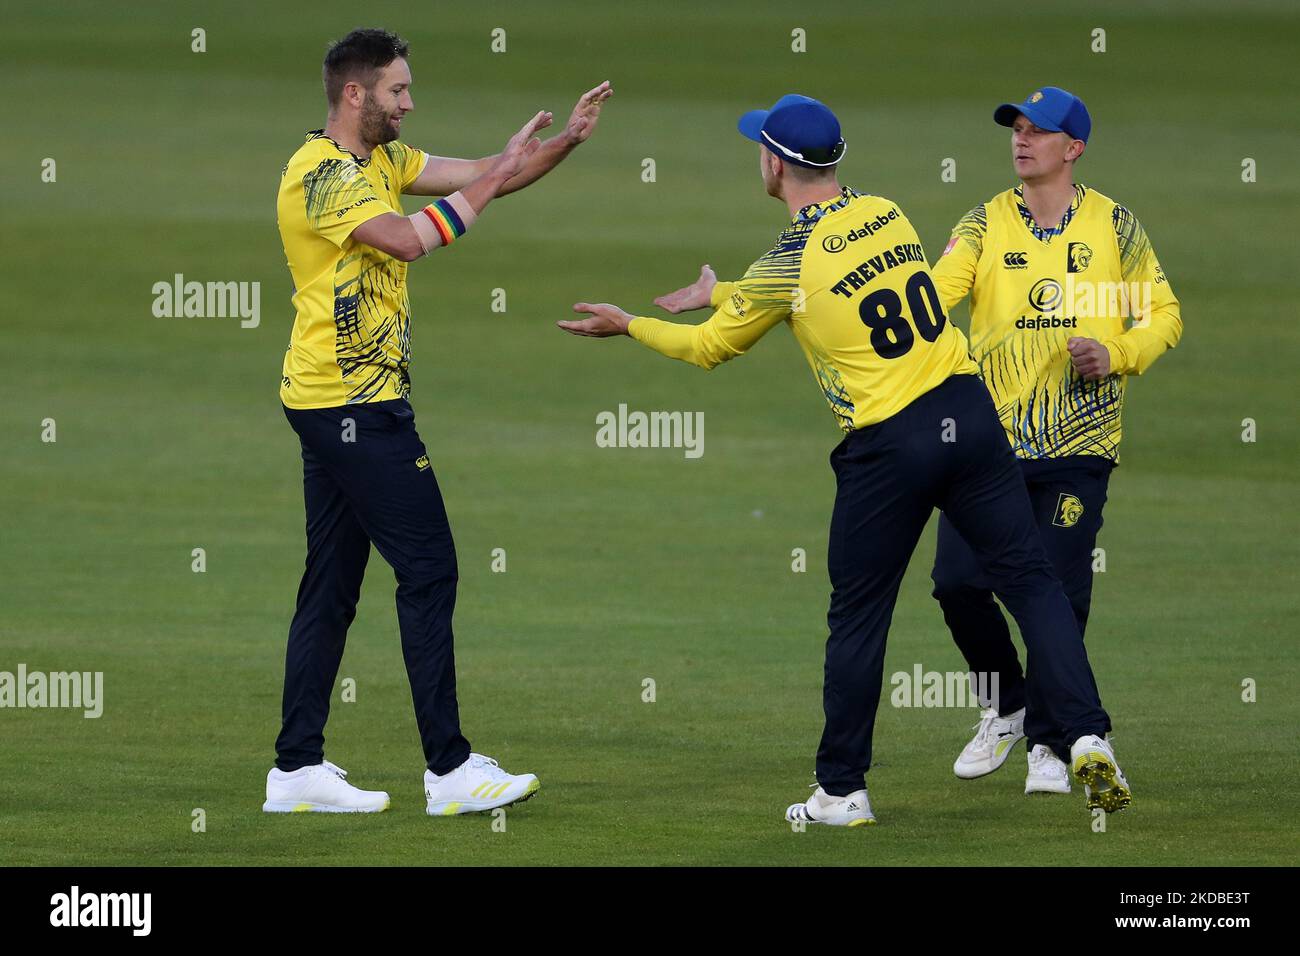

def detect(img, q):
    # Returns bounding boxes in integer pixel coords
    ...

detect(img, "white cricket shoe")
[785,786,877,827]
[1070,734,1132,813]
[954,706,1026,779]
[262,760,390,813]
[1025,744,1071,795]
[424,753,540,816]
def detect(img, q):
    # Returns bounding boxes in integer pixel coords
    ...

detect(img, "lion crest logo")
[1053,493,1085,528]
[1067,241,1093,274]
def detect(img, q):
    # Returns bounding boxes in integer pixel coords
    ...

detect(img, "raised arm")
[406,81,612,198]
[351,110,551,262]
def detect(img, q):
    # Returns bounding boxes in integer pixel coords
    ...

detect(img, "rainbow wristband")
[410,191,477,255]
[420,198,466,245]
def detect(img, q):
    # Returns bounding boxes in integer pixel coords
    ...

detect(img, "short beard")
[358,93,398,148]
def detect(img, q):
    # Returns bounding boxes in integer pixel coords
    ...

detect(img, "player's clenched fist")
[1067,336,1111,381]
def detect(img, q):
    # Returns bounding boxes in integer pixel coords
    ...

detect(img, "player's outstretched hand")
[563,81,614,146]
[494,110,554,180]
[1067,336,1111,381]
[653,264,717,314]
[558,302,634,337]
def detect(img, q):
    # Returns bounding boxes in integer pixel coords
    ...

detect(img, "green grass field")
[3,0,1297,866]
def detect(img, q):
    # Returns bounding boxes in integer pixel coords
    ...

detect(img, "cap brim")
[994,102,1063,133]
[738,109,768,142]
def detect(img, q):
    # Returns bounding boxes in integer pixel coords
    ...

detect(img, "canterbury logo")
[1053,493,1085,528]
[471,782,513,799]
[415,455,430,471]
[1003,251,1028,268]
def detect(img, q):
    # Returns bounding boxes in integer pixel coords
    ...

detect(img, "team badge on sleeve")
[729,290,749,317]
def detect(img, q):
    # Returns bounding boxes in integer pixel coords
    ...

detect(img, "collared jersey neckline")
[306,129,373,166]
[1013,183,1087,243]
[794,185,862,222]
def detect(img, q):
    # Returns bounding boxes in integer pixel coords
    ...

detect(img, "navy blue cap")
[738,94,846,168]
[994,86,1091,143]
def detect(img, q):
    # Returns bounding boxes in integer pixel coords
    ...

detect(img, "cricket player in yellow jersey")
[932,86,1181,799]
[559,94,1131,824]
[265,28,612,816]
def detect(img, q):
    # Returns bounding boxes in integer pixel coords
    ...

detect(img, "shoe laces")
[467,753,508,781]
[969,707,1001,749]
[320,760,348,780]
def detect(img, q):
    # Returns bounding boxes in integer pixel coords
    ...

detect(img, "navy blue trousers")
[816,374,1109,796]
[932,455,1114,761]
[275,398,471,775]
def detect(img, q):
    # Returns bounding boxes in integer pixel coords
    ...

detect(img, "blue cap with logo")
[994,86,1091,143]
[738,94,846,168]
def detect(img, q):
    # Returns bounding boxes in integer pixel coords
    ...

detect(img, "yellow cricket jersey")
[628,187,978,432]
[277,130,429,409]
[931,184,1182,461]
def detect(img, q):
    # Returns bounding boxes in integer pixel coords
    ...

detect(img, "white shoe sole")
[784,804,877,827]
[1024,779,1071,795]
[262,798,390,813]
[426,778,540,816]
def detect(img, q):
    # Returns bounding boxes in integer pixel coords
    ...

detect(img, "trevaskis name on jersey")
[820,207,900,253]
[828,242,928,298]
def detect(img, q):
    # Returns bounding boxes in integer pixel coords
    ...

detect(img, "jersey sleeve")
[396,143,430,192]
[628,243,797,370]
[301,158,389,248]
[1102,206,1183,375]
[930,204,985,314]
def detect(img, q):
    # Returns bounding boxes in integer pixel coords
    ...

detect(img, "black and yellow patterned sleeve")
[931,203,985,312]
[1104,205,1183,375]
[628,229,802,370]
